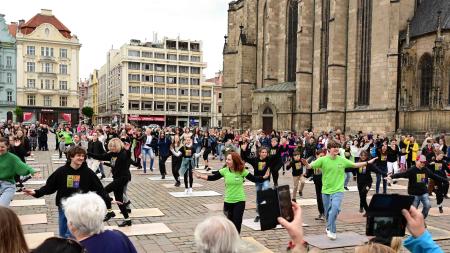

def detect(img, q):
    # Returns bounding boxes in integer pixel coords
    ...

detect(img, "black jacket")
[88,149,131,181]
[87,140,106,157]
[34,163,110,207]
[241,148,270,179]
[286,160,303,176]
[392,166,448,196]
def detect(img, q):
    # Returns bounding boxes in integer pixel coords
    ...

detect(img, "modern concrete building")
[206,71,223,127]
[223,0,450,134]
[97,37,214,127]
[0,14,16,122]
[12,9,81,125]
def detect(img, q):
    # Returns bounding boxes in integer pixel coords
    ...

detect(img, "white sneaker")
[327,230,337,240]
[188,188,193,195]
[184,189,189,195]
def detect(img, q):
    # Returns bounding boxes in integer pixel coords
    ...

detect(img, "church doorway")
[7,111,13,121]
[262,107,273,133]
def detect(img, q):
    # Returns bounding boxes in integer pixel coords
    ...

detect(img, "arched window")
[319,0,330,109]
[286,0,298,82]
[263,107,273,115]
[357,0,373,106]
[419,54,433,107]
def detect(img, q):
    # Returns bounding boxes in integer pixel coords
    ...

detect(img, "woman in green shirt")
[194,152,269,233]
[0,137,36,207]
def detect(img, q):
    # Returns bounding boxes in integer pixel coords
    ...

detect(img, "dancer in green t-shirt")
[302,140,377,240]
[194,152,269,233]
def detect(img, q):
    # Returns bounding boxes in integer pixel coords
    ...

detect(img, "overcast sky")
[2,0,229,79]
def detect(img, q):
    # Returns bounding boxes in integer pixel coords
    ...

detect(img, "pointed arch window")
[419,54,433,107]
[287,0,298,82]
[319,0,330,109]
[357,0,372,106]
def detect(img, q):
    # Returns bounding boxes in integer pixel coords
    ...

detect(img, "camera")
[257,185,294,230]
[366,194,414,238]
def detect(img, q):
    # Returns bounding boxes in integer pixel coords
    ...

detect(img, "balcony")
[0,100,15,106]
[38,72,57,78]
[24,87,38,93]
[38,56,57,63]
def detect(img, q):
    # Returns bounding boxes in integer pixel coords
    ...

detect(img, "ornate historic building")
[223,0,450,134]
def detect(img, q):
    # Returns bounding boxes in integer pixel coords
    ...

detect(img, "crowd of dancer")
[0,119,448,252]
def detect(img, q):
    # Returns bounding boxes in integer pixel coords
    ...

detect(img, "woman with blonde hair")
[88,138,133,227]
[0,206,29,253]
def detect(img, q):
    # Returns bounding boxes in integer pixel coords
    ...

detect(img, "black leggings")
[184,166,193,188]
[105,178,130,219]
[224,201,245,233]
[313,175,324,215]
[358,182,371,212]
[203,147,212,161]
[172,156,181,182]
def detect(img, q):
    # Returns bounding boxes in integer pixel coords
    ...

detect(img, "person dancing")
[194,152,269,233]
[170,137,202,195]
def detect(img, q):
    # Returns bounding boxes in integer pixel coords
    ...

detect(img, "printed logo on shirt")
[416,173,427,183]
[381,155,387,161]
[67,175,80,189]
[110,157,117,167]
[270,149,276,155]
[359,166,367,174]
[185,149,192,157]
[258,162,266,171]
[435,163,442,171]
[295,163,301,170]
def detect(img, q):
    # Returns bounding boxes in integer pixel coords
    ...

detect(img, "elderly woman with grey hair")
[63,192,137,253]
[194,216,241,253]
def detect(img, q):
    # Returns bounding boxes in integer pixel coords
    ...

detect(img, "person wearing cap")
[387,154,448,219]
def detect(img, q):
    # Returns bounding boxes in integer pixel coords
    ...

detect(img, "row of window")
[128,101,210,112]
[129,74,200,85]
[0,72,13,84]
[3,91,13,102]
[128,86,211,96]
[27,79,68,90]
[0,55,13,68]
[128,62,201,74]
[26,62,68,74]
[27,95,68,107]
[26,46,68,58]
[128,50,201,62]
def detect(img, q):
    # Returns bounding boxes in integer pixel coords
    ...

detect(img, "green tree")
[14,106,23,122]
[82,106,94,119]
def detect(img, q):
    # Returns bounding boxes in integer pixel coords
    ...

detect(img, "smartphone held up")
[257,185,294,230]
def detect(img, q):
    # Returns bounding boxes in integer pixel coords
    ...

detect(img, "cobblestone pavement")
[15,138,450,252]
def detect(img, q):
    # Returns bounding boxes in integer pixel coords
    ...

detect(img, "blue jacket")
[404,230,443,253]
[157,137,172,157]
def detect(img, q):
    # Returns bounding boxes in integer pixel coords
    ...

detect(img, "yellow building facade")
[14,9,80,125]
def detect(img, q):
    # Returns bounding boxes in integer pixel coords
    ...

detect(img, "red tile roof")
[20,13,72,38]
[8,23,18,37]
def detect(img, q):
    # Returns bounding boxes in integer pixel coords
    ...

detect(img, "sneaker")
[393,180,398,184]
[344,186,349,191]
[161,174,165,179]
[184,189,189,195]
[103,211,116,222]
[118,219,132,227]
[327,231,337,240]
[439,206,444,213]
[359,207,364,213]
[175,181,181,187]
[254,216,260,222]
[204,165,208,170]
[188,188,193,195]
[206,167,211,171]
[315,214,324,220]
[299,192,303,197]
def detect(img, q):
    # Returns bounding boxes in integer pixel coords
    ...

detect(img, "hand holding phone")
[402,206,426,238]
[278,202,304,247]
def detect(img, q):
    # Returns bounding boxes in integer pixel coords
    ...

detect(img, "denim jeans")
[0,180,16,207]
[58,207,72,238]
[375,165,388,194]
[217,144,224,161]
[413,193,431,218]
[255,180,270,214]
[141,147,154,173]
[322,192,344,233]
[344,172,352,187]
[194,145,202,168]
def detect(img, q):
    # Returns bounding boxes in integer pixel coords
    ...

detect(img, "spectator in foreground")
[32,237,85,253]
[0,206,29,253]
[63,192,137,253]
[194,215,241,253]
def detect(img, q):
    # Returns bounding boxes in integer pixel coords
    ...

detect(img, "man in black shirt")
[23,146,115,238]
[387,155,448,219]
